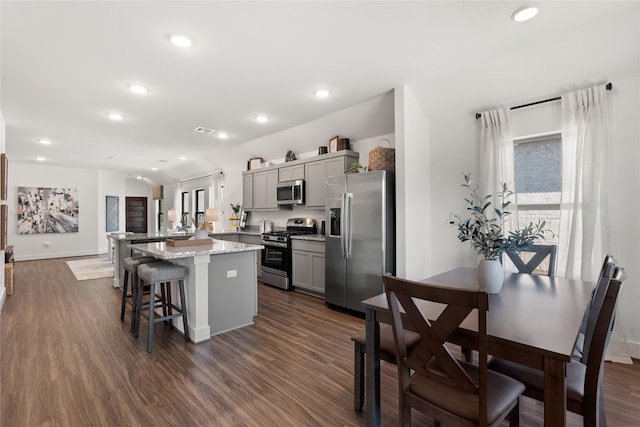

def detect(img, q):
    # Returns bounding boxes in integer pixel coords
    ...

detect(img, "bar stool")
[120,256,158,331]
[135,262,189,352]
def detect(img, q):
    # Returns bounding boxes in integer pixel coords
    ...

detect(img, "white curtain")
[558,84,612,280]
[479,108,517,233]
[211,171,225,230]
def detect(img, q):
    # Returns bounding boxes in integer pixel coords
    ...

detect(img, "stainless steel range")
[261,218,316,290]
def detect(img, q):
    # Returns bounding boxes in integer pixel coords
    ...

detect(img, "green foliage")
[230,203,241,214]
[448,173,551,260]
[350,162,363,169]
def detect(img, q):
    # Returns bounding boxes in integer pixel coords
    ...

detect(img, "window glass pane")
[514,136,561,195]
[513,135,561,245]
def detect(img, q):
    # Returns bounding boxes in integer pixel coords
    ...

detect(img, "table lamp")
[167,208,177,231]
[206,208,218,232]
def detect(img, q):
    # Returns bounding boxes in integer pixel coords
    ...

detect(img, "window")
[181,191,189,227]
[156,199,164,231]
[195,189,205,228]
[513,133,561,271]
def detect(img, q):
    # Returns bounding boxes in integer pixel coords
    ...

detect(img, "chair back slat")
[582,267,626,422]
[383,273,489,398]
[505,244,557,276]
[581,257,617,364]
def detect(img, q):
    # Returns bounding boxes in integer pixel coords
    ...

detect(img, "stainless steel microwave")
[276,180,305,206]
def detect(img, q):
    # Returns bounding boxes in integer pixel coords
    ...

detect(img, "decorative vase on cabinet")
[477,259,504,294]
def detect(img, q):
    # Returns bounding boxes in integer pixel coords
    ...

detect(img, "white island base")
[128,240,261,343]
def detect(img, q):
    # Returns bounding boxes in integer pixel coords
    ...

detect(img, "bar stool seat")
[120,256,158,331]
[135,262,189,352]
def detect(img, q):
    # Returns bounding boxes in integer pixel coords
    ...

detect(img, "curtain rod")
[475,82,613,120]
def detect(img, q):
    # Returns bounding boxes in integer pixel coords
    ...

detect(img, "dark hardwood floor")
[2,256,639,426]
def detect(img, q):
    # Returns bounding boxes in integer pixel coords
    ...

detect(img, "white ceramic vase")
[477,259,504,294]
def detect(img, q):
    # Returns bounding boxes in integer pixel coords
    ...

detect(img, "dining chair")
[489,266,626,427]
[504,244,557,276]
[574,255,617,361]
[383,273,525,427]
[351,324,421,411]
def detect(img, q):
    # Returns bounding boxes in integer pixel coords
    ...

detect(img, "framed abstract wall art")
[17,187,79,234]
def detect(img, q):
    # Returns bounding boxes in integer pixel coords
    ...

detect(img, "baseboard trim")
[16,250,102,262]
[627,340,640,360]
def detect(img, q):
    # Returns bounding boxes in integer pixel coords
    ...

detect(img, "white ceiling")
[2,1,638,178]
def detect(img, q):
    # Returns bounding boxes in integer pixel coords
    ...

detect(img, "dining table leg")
[365,307,381,427]
[544,357,567,426]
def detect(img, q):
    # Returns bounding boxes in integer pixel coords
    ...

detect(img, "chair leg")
[130,273,138,333]
[120,269,130,322]
[461,346,473,363]
[178,279,189,342]
[508,399,520,427]
[147,282,156,353]
[134,277,144,338]
[160,281,169,324]
[354,341,365,411]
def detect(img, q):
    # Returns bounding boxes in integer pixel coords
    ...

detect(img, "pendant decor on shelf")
[477,259,504,294]
[285,150,297,162]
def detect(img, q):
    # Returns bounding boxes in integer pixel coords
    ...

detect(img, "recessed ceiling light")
[36,157,46,161]
[129,84,148,94]
[107,112,123,121]
[136,176,143,180]
[511,6,538,22]
[255,115,269,123]
[217,132,229,139]
[38,138,51,145]
[179,156,187,160]
[315,89,330,98]
[170,34,192,48]
[151,167,158,171]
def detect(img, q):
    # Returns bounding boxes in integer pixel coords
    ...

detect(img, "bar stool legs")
[135,262,189,353]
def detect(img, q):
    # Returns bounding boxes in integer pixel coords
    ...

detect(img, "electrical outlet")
[227,270,237,278]
[44,242,51,248]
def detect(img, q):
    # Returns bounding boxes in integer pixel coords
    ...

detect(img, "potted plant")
[229,203,241,230]
[448,173,551,293]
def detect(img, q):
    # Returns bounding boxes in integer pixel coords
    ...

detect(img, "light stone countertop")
[127,239,263,260]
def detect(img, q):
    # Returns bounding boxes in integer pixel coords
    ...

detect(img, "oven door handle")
[262,241,288,249]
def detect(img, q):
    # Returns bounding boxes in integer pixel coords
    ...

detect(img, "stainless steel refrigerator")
[325,171,395,312]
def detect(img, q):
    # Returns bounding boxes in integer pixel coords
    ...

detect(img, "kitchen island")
[109,231,195,289]
[127,239,263,343]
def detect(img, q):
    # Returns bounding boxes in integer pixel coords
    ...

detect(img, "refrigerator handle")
[340,192,346,259]
[345,192,353,259]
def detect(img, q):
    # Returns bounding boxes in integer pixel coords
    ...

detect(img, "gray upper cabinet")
[305,154,359,208]
[242,150,359,211]
[252,169,278,209]
[279,164,304,182]
[242,174,254,210]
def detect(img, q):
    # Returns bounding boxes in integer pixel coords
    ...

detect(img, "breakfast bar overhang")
[127,239,263,343]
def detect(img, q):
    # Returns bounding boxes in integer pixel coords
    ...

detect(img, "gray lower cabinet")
[238,234,263,279]
[212,233,240,242]
[291,239,325,296]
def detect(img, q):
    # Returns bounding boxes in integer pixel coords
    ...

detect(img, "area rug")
[66,258,114,281]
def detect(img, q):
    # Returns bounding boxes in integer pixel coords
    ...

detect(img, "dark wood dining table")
[361,267,594,427]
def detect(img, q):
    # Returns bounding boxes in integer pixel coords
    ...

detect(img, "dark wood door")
[125,197,147,233]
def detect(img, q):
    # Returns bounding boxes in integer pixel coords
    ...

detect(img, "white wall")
[97,170,126,252]
[10,164,137,260]
[403,68,640,358]
[0,112,6,309]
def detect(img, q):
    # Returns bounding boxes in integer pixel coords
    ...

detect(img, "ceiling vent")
[194,127,215,134]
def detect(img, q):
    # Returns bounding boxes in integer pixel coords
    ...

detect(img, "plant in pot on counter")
[229,203,241,220]
[448,173,551,293]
